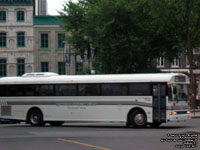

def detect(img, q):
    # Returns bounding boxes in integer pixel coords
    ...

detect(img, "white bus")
[0,72,191,127]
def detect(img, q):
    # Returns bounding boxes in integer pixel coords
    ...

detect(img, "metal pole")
[63,41,65,75]
[69,44,71,75]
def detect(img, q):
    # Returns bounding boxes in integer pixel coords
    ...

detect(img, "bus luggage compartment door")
[153,84,166,123]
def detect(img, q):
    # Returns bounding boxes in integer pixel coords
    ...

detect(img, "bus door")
[152,84,166,123]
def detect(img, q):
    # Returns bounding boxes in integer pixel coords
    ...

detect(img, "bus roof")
[0,73,189,85]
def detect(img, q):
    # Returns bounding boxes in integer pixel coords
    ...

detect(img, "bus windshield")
[171,84,189,102]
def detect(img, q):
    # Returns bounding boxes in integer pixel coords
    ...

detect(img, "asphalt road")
[0,119,200,150]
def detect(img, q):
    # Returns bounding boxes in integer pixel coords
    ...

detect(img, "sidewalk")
[191,109,200,118]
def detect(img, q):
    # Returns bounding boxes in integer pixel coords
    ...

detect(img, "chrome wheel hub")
[134,114,145,125]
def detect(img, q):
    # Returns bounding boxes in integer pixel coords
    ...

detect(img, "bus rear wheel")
[28,110,44,126]
[129,110,147,128]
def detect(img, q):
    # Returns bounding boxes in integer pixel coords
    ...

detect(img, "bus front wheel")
[129,110,147,128]
[28,109,44,126]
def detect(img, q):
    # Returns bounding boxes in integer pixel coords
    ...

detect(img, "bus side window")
[7,85,17,96]
[25,85,35,96]
[0,85,6,96]
[101,83,128,96]
[35,85,54,96]
[129,83,151,96]
[78,84,100,96]
[16,85,24,96]
[55,84,77,96]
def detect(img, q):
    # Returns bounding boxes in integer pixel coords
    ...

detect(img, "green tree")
[60,0,165,74]
[148,0,200,109]
[59,1,89,56]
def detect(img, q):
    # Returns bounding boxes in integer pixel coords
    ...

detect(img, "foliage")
[59,1,89,55]
[60,0,200,76]
[148,0,200,59]
[76,63,91,75]
[59,0,166,74]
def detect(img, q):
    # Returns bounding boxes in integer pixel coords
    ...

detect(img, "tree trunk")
[189,68,196,109]
[188,46,196,109]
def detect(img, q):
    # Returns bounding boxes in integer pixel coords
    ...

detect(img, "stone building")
[0,0,75,77]
[33,16,75,75]
[0,0,34,77]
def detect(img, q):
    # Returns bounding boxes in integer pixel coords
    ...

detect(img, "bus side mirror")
[173,87,177,95]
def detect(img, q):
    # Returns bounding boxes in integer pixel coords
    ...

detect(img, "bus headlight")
[169,112,177,115]
[187,111,191,114]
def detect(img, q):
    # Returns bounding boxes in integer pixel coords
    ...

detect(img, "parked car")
[0,118,18,124]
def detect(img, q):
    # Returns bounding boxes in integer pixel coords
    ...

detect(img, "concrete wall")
[34,25,75,74]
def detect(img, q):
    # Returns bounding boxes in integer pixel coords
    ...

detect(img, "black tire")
[28,110,44,126]
[49,121,64,126]
[129,110,147,128]
[126,122,132,127]
[149,122,162,128]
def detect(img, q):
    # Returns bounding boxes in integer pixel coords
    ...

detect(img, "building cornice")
[0,0,33,6]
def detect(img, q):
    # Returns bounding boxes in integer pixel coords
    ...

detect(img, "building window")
[0,59,6,77]
[17,11,24,22]
[57,33,65,49]
[0,32,6,48]
[41,62,49,72]
[17,59,25,76]
[171,57,179,67]
[41,34,48,49]
[17,32,25,47]
[157,56,164,67]
[0,11,6,22]
[58,62,65,75]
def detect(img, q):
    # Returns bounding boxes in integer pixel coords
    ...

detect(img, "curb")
[191,110,200,118]
[191,116,200,119]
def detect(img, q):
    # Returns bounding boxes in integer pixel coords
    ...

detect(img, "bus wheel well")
[26,107,43,123]
[127,107,147,126]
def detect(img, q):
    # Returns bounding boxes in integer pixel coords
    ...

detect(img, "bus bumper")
[168,114,191,122]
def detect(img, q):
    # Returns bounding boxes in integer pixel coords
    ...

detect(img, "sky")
[47,0,77,15]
